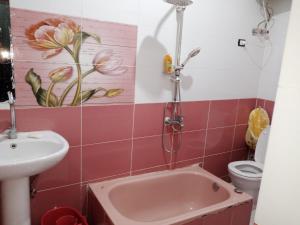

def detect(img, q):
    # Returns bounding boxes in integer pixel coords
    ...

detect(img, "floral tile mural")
[10,8,137,107]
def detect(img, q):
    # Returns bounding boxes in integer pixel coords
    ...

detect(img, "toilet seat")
[228,160,263,179]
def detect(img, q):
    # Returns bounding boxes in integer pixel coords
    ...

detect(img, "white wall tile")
[10,0,83,17]
[82,0,139,25]
[136,0,265,103]
[257,11,290,101]
[9,0,290,103]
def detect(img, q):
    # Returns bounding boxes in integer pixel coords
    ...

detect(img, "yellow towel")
[245,107,270,150]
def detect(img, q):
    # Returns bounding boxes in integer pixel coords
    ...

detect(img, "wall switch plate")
[238,39,246,47]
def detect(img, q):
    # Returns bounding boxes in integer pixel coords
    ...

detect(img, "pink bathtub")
[89,164,252,225]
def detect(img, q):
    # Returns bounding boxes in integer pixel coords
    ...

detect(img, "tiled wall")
[0,5,276,225]
[0,98,274,224]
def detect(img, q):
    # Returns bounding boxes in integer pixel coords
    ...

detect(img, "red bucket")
[41,207,88,225]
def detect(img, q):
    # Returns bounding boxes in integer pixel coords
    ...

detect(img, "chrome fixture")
[164,0,193,7]
[181,48,201,68]
[7,91,17,139]
[252,0,273,39]
[162,0,201,153]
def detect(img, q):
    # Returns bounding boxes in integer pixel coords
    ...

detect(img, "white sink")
[0,131,69,180]
[0,130,69,225]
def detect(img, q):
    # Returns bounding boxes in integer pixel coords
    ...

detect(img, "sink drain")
[10,143,17,149]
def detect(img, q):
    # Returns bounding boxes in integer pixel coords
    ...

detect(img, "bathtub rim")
[89,164,252,225]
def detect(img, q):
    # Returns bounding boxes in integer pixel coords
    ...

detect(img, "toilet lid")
[255,126,270,164]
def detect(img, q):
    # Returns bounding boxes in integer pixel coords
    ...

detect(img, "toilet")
[228,126,270,205]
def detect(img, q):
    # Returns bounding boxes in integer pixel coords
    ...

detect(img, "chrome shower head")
[188,48,201,58]
[164,0,193,7]
[181,48,201,67]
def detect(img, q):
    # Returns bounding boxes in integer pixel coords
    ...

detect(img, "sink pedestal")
[1,177,31,225]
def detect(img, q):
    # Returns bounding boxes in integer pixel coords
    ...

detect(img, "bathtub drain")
[212,182,220,192]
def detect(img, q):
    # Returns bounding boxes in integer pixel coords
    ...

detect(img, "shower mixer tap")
[164,115,184,129]
[162,0,201,154]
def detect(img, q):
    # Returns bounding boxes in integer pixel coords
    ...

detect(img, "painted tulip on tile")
[93,49,128,75]
[25,18,80,59]
[48,66,73,83]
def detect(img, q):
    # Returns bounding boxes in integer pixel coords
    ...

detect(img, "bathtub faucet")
[7,91,17,139]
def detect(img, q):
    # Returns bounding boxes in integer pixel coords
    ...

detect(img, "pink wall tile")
[233,125,248,150]
[256,98,265,108]
[132,164,170,176]
[132,135,171,170]
[173,131,206,161]
[134,103,165,138]
[11,8,137,107]
[11,8,82,64]
[181,101,209,131]
[0,110,10,132]
[16,107,81,146]
[184,217,203,225]
[36,147,81,190]
[231,149,249,162]
[265,100,275,121]
[221,175,231,183]
[81,65,136,105]
[172,158,204,170]
[82,140,131,181]
[203,153,231,177]
[236,98,256,125]
[31,185,81,225]
[205,127,234,156]
[202,208,232,225]
[82,105,133,145]
[208,100,238,128]
[231,201,253,225]
[82,17,137,48]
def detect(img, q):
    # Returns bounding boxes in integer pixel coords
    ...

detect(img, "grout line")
[82,172,130,185]
[204,150,235,158]
[202,101,212,167]
[80,124,250,149]
[81,138,133,147]
[229,99,240,162]
[38,182,82,193]
[232,147,249,152]
[173,157,204,165]
[263,99,266,108]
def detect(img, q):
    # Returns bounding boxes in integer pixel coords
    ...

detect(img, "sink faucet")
[7,91,17,139]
